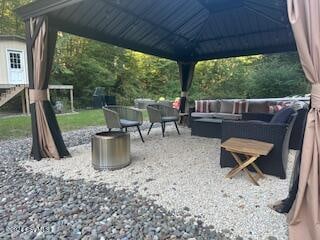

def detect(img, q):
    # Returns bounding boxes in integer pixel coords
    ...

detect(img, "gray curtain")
[26,16,70,160]
[177,61,197,113]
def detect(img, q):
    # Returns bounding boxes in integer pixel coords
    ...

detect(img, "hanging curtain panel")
[25,16,70,160]
[287,0,320,239]
[178,61,196,113]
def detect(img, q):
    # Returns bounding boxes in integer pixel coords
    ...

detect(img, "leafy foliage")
[0,0,31,35]
[246,53,309,98]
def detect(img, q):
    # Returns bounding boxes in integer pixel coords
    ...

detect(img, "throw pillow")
[269,101,292,113]
[270,107,295,124]
[195,100,210,113]
[269,104,285,113]
[290,100,308,110]
[233,100,248,114]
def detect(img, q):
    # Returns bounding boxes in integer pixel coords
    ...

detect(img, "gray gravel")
[0,123,152,162]
[24,127,291,240]
[0,125,233,239]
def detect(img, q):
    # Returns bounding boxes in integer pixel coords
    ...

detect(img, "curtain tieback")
[29,89,48,104]
[181,91,188,97]
[311,84,320,109]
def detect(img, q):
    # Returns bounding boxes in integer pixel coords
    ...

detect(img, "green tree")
[0,0,31,35]
[246,53,309,98]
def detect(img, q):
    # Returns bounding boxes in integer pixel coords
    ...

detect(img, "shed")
[0,35,74,114]
[0,35,29,85]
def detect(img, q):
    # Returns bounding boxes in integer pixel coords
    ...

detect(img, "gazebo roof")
[16,0,296,61]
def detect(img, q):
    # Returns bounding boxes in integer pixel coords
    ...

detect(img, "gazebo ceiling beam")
[194,43,296,62]
[101,0,190,43]
[244,4,287,27]
[148,8,207,48]
[184,12,212,56]
[198,27,291,43]
[245,0,285,12]
[48,16,179,61]
[16,0,84,20]
[109,1,160,42]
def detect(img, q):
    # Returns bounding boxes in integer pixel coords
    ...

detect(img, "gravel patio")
[0,124,294,239]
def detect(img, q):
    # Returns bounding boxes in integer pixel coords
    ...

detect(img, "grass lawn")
[0,109,149,141]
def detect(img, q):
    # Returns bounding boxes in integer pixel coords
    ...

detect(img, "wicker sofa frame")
[220,111,297,179]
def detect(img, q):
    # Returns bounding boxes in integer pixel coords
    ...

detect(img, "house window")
[9,52,22,69]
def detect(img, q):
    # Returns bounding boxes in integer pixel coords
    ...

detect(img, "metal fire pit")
[92,132,130,170]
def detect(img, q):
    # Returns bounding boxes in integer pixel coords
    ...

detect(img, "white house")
[0,35,28,85]
[0,35,74,114]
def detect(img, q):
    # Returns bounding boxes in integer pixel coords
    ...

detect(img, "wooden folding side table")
[221,138,274,186]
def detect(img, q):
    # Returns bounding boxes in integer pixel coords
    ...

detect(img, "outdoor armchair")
[242,108,308,150]
[220,108,297,179]
[146,104,180,137]
[102,106,144,142]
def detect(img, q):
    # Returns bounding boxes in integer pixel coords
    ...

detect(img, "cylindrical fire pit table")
[92,132,130,170]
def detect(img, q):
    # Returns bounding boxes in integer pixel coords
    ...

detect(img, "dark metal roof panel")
[16,0,297,61]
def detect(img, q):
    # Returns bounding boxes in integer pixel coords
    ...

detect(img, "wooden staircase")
[0,85,25,107]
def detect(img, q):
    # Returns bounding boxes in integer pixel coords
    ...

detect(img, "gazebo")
[16,0,320,239]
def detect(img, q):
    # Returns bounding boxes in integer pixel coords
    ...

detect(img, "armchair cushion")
[162,116,179,122]
[120,119,140,127]
[270,108,295,124]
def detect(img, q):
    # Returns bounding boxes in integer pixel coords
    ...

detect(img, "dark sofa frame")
[189,107,308,151]
[220,112,297,179]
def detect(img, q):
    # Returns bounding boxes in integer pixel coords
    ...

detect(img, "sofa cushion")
[209,100,220,112]
[195,100,210,113]
[233,100,248,114]
[220,100,234,113]
[211,113,242,120]
[248,101,269,113]
[191,112,217,118]
[270,108,295,124]
[162,116,179,122]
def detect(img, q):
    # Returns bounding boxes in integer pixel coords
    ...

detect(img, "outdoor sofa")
[189,99,308,148]
[189,99,284,122]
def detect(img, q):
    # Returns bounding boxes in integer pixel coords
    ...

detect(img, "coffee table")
[221,137,274,186]
[191,118,222,138]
